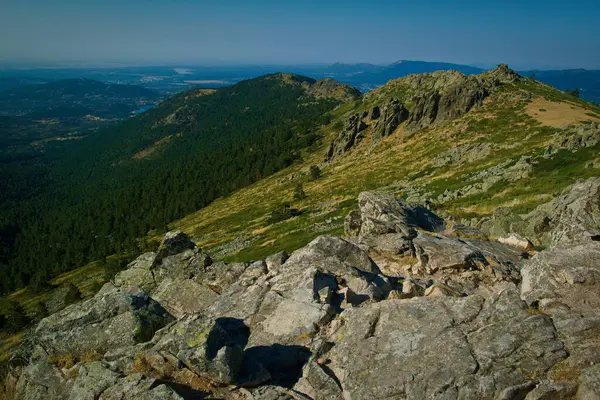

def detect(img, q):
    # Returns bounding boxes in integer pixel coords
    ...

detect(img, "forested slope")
[0,74,359,291]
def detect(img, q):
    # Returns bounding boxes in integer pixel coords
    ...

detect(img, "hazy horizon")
[1,0,600,70]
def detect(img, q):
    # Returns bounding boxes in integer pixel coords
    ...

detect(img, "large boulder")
[525,177,600,246]
[114,252,156,291]
[114,231,213,292]
[153,232,213,282]
[521,243,600,371]
[283,234,380,275]
[150,315,249,385]
[348,191,445,237]
[478,177,600,246]
[35,283,174,357]
[68,361,182,400]
[325,286,566,400]
[152,278,219,318]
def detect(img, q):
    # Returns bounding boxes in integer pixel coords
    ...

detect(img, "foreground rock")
[327,286,565,399]
[478,177,600,247]
[35,284,174,357]
[521,242,600,396]
[10,182,600,399]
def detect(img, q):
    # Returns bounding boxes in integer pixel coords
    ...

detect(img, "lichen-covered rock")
[283,234,380,275]
[498,234,534,251]
[521,243,600,370]
[325,113,368,161]
[35,283,174,357]
[152,278,218,318]
[523,177,600,246]
[326,286,565,400]
[151,315,248,385]
[524,381,577,400]
[478,177,600,246]
[153,232,212,282]
[114,252,156,291]
[115,231,213,292]
[356,191,445,235]
[14,185,600,399]
[14,357,72,400]
[578,364,600,400]
[432,142,493,167]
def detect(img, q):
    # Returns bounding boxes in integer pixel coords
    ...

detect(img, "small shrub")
[103,258,129,282]
[51,354,77,370]
[28,270,53,294]
[88,280,103,294]
[565,88,580,98]
[50,349,101,371]
[293,183,307,200]
[0,301,30,333]
[267,204,300,224]
[309,165,321,180]
[29,301,48,322]
[538,108,546,112]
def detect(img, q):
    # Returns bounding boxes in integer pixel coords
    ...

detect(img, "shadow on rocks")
[242,344,312,388]
[206,317,250,359]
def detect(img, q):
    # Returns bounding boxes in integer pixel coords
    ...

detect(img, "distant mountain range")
[2,61,600,103]
[309,61,600,103]
[317,60,484,91]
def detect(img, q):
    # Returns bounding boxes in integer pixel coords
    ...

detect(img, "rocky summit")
[6,175,600,399]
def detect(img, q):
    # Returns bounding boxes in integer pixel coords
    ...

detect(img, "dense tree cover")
[0,74,337,293]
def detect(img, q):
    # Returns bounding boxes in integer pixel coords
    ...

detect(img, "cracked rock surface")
[10,178,600,399]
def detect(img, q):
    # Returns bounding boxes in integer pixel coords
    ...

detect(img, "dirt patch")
[525,97,600,127]
[132,135,172,159]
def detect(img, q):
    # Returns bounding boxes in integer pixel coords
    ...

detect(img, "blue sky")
[1,0,599,69]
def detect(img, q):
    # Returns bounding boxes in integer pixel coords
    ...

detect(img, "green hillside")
[0,74,359,292]
[2,64,600,375]
[161,66,600,262]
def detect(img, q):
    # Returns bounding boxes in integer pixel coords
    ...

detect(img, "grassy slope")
[3,73,600,362]
[165,77,600,262]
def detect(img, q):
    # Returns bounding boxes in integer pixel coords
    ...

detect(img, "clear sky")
[1,0,599,69]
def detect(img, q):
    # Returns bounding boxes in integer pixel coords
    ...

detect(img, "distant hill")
[318,62,600,104]
[520,69,600,104]
[316,60,485,91]
[0,77,47,92]
[0,78,160,117]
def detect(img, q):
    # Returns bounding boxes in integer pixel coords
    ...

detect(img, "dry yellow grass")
[525,97,600,127]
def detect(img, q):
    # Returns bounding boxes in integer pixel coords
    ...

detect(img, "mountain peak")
[479,63,522,83]
[264,73,360,102]
[308,77,361,102]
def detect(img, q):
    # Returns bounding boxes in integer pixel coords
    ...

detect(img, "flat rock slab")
[327,286,566,400]
[152,278,219,318]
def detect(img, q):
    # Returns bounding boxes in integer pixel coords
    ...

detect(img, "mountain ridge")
[3,66,600,399]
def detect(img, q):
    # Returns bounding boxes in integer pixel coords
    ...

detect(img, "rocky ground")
[4,176,600,399]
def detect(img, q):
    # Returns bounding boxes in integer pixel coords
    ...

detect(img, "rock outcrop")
[477,177,600,246]
[306,77,362,102]
[324,65,521,161]
[325,113,368,161]
[35,284,174,357]
[11,180,600,399]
